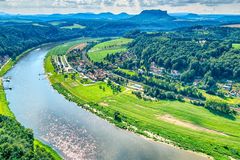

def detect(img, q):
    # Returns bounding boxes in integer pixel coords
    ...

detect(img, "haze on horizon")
[0,0,240,15]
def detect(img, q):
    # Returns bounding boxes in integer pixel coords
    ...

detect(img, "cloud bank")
[0,0,239,14]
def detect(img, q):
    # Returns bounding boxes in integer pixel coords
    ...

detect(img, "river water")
[3,45,208,160]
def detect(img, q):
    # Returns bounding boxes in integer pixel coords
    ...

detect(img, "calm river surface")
[4,45,208,160]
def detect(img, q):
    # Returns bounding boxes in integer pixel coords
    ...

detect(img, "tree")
[114,111,122,122]
[205,99,236,116]
[64,74,68,80]
[71,73,77,80]
[180,69,195,82]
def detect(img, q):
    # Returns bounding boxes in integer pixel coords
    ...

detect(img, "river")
[3,45,208,160]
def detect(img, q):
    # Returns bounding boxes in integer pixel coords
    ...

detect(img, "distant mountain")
[66,12,132,20]
[218,15,240,23]
[172,13,240,23]
[169,13,191,17]
[2,12,133,21]
[128,10,175,23]
[181,13,201,19]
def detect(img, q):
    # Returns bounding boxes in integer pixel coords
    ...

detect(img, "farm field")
[87,38,133,62]
[49,21,66,26]
[61,24,86,29]
[48,38,101,56]
[233,43,240,49]
[223,24,240,28]
[45,39,240,160]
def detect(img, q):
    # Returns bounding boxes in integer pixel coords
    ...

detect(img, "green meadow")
[116,68,137,76]
[201,90,240,105]
[61,24,86,29]
[0,80,13,117]
[48,38,101,56]
[49,21,66,26]
[88,38,133,62]
[233,43,240,49]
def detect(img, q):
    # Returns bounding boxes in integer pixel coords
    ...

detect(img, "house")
[171,70,180,78]
[193,78,201,86]
[223,85,231,91]
[129,83,143,91]
[138,69,144,74]
[150,62,166,75]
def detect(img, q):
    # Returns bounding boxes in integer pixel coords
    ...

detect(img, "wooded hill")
[125,27,240,82]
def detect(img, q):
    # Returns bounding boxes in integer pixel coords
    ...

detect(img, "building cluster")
[229,90,240,97]
[221,80,240,97]
[170,70,180,79]
[53,55,74,73]
[150,62,166,75]
[222,80,233,91]
[87,69,108,81]
[71,59,109,81]
[150,62,180,79]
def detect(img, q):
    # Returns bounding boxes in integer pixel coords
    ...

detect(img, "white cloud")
[0,0,239,14]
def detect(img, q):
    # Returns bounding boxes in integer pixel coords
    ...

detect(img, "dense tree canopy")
[127,27,240,81]
[0,115,56,160]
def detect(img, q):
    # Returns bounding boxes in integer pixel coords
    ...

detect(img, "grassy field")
[116,68,138,76]
[88,38,133,62]
[49,21,66,26]
[201,90,240,105]
[45,39,240,160]
[0,59,14,77]
[0,80,13,117]
[223,24,240,28]
[48,38,100,56]
[233,43,240,49]
[61,24,86,29]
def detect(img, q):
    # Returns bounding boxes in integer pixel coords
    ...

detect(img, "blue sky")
[0,0,239,14]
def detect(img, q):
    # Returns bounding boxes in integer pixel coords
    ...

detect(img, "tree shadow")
[207,109,236,120]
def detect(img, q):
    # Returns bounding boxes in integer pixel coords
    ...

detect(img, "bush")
[205,99,236,116]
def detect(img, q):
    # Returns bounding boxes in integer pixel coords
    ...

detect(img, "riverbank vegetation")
[0,115,62,160]
[45,36,240,160]
[0,80,13,117]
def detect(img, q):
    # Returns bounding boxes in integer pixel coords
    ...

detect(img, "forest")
[0,115,57,160]
[125,27,240,82]
[0,21,127,60]
[0,22,82,58]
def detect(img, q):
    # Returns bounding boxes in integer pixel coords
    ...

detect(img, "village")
[51,45,240,98]
[51,45,145,92]
[149,62,180,79]
[149,62,240,98]
[220,80,240,97]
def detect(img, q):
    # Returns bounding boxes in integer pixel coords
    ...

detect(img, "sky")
[0,0,240,15]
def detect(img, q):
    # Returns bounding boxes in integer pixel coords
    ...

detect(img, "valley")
[44,34,240,160]
[0,7,240,160]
